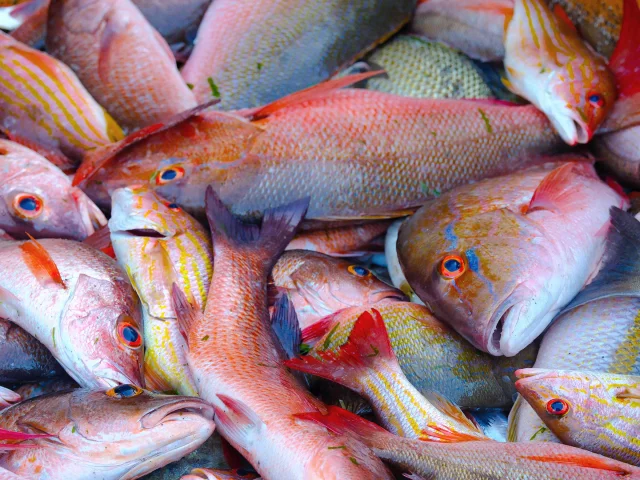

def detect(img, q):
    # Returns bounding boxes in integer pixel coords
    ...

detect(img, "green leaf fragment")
[328,445,346,450]
[51,327,56,349]
[322,323,341,351]
[366,344,379,357]
[201,335,209,341]
[349,457,359,465]
[299,343,311,355]
[478,108,493,134]
[529,426,548,440]
[186,83,194,90]
[207,77,220,98]
[71,425,76,433]
[257,63,263,71]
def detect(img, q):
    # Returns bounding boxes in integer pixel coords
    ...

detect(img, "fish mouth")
[125,229,167,238]
[369,288,407,303]
[141,399,214,429]
[551,112,592,145]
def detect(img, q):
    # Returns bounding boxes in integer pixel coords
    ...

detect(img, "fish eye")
[348,265,371,278]
[155,166,185,186]
[546,398,569,416]
[117,320,142,349]
[587,93,604,108]
[440,254,465,279]
[105,384,143,399]
[165,202,180,211]
[12,193,43,219]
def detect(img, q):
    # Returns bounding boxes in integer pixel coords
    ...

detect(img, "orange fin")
[527,162,596,213]
[214,394,265,447]
[170,283,202,348]
[609,0,640,99]
[247,71,385,121]
[19,235,65,288]
[301,313,338,344]
[552,4,577,32]
[0,427,51,442]
[294,405,388,444]
[520,453,635,474]
[83,225,114,258]
[421,390,485,441]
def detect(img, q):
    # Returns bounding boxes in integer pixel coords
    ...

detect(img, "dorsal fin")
[609,0,640,101]
[552,4,577,32]
[526,162,596,214]
[270,293,302,360]
[19,235,66,289]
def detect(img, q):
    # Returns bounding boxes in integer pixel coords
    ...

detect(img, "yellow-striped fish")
[503,0,616,144]
[516,368,640,466]
[285,307,487,442]
[109,186,212,395]
[0,32,123,164]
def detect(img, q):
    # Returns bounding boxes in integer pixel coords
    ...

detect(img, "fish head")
[60,273,144,389]
[399,207,556,356]
[0,141,106,240]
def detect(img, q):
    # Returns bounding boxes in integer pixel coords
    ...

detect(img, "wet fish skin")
[15,377,77,400]
[0,140,106,240]
[594,126,640,187]
[516,368,640,465]
[397,161,626,357]
[46,0,197,130]
[0,387,215,479]
[132,0,209,44]
[109,186,211,396]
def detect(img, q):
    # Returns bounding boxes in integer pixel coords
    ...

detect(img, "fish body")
[132,0,209,44]
[0,387,214,479]
[0,238,144,388]
[109,186,211,395]
[80,87,562,219]
[15,377,77,400]
[0,140,106,240]
[46,0,196,130]
[397,161,626,356]
[594,127,640,187]
[181,0,417,109]
[517,368,640,465]
[302,300,537,409]
[0,32,122,163]
[504,0,616,145]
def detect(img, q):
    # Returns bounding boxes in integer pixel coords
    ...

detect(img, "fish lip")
[369,288,407,303]
[93,363,143,389]
[141,399,214,429]
[124,228,167,238]
[486,296,519,356]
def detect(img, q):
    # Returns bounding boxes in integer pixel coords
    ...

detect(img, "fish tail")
[204,185,309,272]
[609,0,640,99]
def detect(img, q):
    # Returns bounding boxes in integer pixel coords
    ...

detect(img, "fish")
[109,186,211,395]
[132,0,210,45]
[46,0,197,131]
[0,319,65,384]
[0,388,20,410]
[8,0,48,47]
[272,250,404,330]
[181,468,259,480]
[516,368,640,466]
[0,139,107,240]
[74,75,563,219]
[0,32,123,166]
[180,0,417,110]
[300,300,537,409]
[178,187,393,478]
[396,161,627,357]
[0,385,215,479]
[286,308,488,442]
[468,409,509,442]
[297,405,640,479]
[0,236,144,388]
[503,0,616,145]
[508,207,640,442]
[15,377,77,400]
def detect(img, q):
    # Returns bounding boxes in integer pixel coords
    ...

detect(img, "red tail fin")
[19,235,65,288]
[300,312,340,344]
[0,426,52,450]
[609,0,640,100]
[294,405,387,445]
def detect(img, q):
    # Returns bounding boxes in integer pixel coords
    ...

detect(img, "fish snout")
[141,398,215,429]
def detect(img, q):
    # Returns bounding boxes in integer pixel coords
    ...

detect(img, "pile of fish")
[0,0,639,478]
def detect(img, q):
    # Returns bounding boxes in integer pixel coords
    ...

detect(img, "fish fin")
[561,207,640,312]
[270,293,302,360]
[294,405,388,445]
[143,363,173,393]
[609,0,640,100]
[301,313,338,344]
[507,394,522,442]
[170,283,202,347]
[285,309,396,389]
[526,162,596,213]
[519,453,636,474]
[204,186,309,271]
[616,387,640,399]
[0,427,51,442]
[247,71,385,121]
[0,127,75,173]
[72,100,218,186]
[552,4,577,32]
[420,390,485,441]
[605,176,629,201]
[214,394,264,447]
[19,235,65,289]
[83,224,114,258]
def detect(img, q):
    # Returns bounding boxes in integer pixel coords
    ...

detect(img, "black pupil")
[551,400,564,412]
[19,197,38,211]
[354,266,367,276]
[161,169,177,181]
[168,203,179,209]
[113,384,137,397]
[122,325,139,343]
[444,259,461,272]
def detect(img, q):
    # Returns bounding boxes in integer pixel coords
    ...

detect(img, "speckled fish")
[517,368,640,465]
[297,405,640,479]
[509,207,640,442]
[503,0,616,145]
[179,188,393,479]
[109,186,211,396]
[75,75,563,219]
[0,385,215,479]
[286,308,487,442]
[300,300,537,409]
[181,0,417,109]
[397,161,627,357]
[0,237,144,388]
[0,140,106,240]
[0,32,123,165]
[272,250,403,330]
[46,0,197,131]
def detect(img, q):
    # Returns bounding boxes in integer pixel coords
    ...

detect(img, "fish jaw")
[72,188,107,238]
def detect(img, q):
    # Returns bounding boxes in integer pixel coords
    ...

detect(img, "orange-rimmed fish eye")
[587,92,605,108]
[105,384,143,399]
[117,320,142,349]
[546,398,569,416]
[440,254,465,279]
[155,166,185,186]
[165,202,181,212]
[348,265,371,278]
[12,193,43,219]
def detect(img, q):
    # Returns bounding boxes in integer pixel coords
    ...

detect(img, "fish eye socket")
[440,254,465,279]
[166,202,180,211]
[105,384,143,399]
[348,265,371,278]
[13,193,43,219]
[587,93,604,108]
[117,320,142,349]
[546,398,569,416]
[155,166,185,186]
